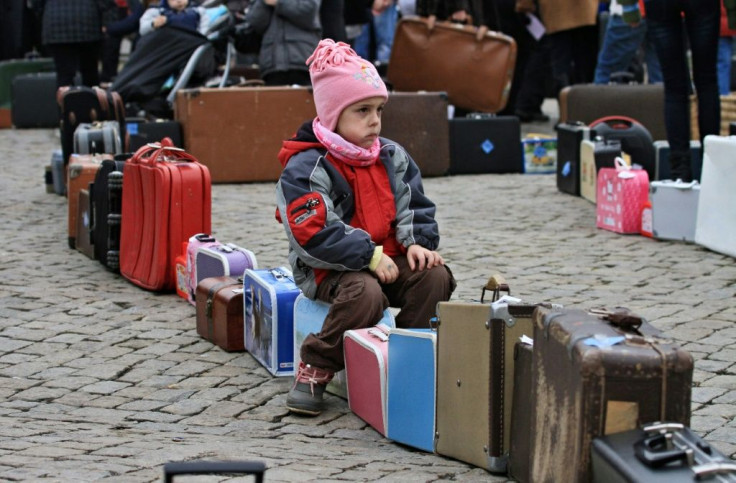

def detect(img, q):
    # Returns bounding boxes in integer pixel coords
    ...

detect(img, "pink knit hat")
[307,39,388,131]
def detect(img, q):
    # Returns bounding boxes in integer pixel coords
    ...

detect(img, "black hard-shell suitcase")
[590,116,656,180]
[556,121,596,196]
[126,118,183,151]
[11,72,58,128]
[163,460,266,482]
[592,422,736,483]
[448,114,523,174]
[90,154,127,271]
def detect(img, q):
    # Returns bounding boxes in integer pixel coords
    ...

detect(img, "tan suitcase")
[67,153,111,249]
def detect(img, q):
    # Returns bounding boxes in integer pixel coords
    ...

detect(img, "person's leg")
[594,15,648,84]
[100,35,122,83]
[548,30,573,98]
[717,36,733,95]
[382,256,456,329]
[515,34,552,118]
[352,20,372,60]
[49,43,78,88]
[77,41,101,87]
[373,3,398,64]
[570,25,599,84]
[642,20,663,83]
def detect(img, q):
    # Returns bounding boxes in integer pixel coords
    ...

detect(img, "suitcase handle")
[131,137,197,165]
[634,433,690,468]
[692,462,736,479]
[162,460,266,482]
[481,273,509,303]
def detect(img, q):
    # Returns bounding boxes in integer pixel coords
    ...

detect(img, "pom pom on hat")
[307,39,388,131]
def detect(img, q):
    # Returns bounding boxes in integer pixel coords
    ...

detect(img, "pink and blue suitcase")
[386,328,436,453]
[344,324,391,435]
[243,267,300,377]
[186,233,218,305]
[196,243,257,286]
[292,294,395,400]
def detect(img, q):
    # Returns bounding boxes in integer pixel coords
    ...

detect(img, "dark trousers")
[48,41,101,87]
[515,34,553,114]
[645,0,720,181]
[547,25,599,97]
[300,257,456,372]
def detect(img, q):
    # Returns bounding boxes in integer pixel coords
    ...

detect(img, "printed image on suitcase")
[195,276,245,352]
[650,180,700,242]
[386,328,436,453]
[448,115,523,175]
[243,267,300,377]
[521,133,557,174]
[556,122,596,196]
[529,306,694,482]
[195,243,257,287]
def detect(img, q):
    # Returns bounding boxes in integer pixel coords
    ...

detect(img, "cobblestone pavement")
[0,116,734,482]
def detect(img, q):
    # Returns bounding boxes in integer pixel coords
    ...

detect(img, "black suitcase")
[90,154,128,271]
[163,460,266,482]
[448,114,523,174]
[126,118,183,151]
[592,422,736,483]
[11,72,58,128]
[590,116,656,180]
[556,121,597,196]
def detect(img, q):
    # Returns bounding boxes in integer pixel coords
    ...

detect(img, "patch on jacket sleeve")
[287,192,326,245]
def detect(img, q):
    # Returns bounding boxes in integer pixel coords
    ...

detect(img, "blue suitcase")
[243,267,300,377]
[50,149,66,196]
[386,328,437,453]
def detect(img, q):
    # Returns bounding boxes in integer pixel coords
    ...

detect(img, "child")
[275,39,457,416]
[139,0,208,37]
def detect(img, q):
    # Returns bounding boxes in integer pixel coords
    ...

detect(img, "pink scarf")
[312,118,381,167]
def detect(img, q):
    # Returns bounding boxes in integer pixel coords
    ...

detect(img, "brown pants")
[300,256,456,372]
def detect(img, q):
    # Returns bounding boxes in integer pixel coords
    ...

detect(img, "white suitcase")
[650,180,700,242]
[695,136,736,257]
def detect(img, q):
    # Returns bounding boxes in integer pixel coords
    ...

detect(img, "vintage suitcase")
[596,159,650,235]
[590,116,656,180]
[388,16,517,113]
[380,91,450,177]
[591,422,736,483]
[11,72,58,128]
[653,140,702,182]
[195,243,258,289]
[50,149,66,196]
[58,86,127,169]
[521,133,557,174]
[558,83,666,142]
[195,276,245,352]
[448,115,523,174]
[529,306,694,483]
[580,138,622,204]
[650,180,700,242]
[73,121,123,156]
[344,324,390,436]
[386,328,437,452]
[186,233,219,305]
[695,135,736,258]
[120,139,211,291]
[90,155,128,271]
[126,119,183,151]
[0,57,55,128]
[292,294,395,400]
[67,153,111,249]
[75,188,95,259]
[174,86,317,183]
[556,122,597,196]
[243,267,300,377]
[508,341,533,483]
[434,276,542,473]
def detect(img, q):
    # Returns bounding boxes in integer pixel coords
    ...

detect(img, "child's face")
[335,97,385,149]
[167,0,188,12]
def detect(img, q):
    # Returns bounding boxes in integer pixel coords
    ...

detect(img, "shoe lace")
[294,363,334,396]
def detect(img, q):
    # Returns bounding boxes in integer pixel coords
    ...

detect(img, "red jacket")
[722,0,736,36]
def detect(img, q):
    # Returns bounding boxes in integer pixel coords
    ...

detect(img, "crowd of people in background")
[2,0,736,130]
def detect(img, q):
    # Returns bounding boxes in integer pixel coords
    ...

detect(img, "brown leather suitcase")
[529,306,693,482]
[174,86,317,183]
[388,16,517,113]
[508,341,533,483]
[67,153,112,249]
[195,276,245,352]
[75,189,95,259]
[558,83,666,142]
[381,91,450,177]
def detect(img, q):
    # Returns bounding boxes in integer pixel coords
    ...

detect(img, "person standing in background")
[641,0,720,182]
[717,0,736,95]
[353,0,398,66]
[32,0,117,87]
[101,0,144,83]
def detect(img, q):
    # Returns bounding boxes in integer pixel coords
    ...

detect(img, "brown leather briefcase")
[388,16,517,113]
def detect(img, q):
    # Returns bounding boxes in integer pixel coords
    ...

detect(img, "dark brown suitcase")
[195,276,245,352]
[508,341,533,483]
[381,91,450,177]
[529,306,693,483]
[75,188,95,259]
[558,83,666,142]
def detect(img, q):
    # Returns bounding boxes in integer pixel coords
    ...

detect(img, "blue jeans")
[594,14,662,84]
[717,36,733,95]
[353,3,398,63]
[645,0,720,181]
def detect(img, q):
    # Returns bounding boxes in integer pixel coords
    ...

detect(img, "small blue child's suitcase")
[243,267,300,377]
[386,328,437,453]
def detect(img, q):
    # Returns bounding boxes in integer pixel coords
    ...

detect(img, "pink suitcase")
[596,158,650,234]
[344,324,390,435]
[186,233,218,305]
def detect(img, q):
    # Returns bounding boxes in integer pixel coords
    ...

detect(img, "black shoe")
[515,109,550,123]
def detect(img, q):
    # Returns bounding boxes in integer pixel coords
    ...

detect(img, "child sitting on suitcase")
[276,39,456,416]
[139,0,208,37]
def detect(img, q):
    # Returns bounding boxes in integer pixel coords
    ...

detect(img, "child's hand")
[372,254,399,284]
[407,245,444,271]
[153,15,167,29]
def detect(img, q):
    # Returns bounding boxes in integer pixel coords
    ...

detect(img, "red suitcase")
[120,138,211,291]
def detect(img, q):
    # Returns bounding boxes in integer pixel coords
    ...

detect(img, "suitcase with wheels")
[67,153,112,249]
[90,154,128,271]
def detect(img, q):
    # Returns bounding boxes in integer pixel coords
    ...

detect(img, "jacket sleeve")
[273,0,320,31]
[106,0,144,37]
[139,8,159,36]
[276,152,376,271]
[197,7,210,35]
[246,0,274,35]
[390,146,440,251]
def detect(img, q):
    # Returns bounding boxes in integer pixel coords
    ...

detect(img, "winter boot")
[669,150,693,182]
[286,361,334,416]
